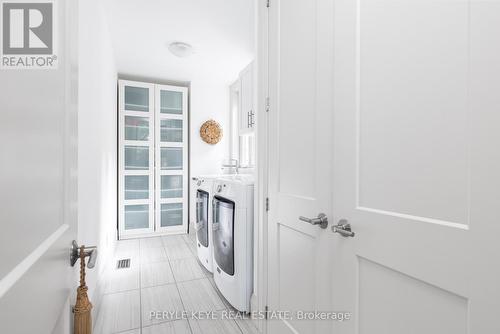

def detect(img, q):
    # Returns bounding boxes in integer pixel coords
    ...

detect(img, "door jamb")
[253,0,270,332]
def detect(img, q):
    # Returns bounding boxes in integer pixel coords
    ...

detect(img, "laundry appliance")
[192,175,217,272]
[212,175,254,312]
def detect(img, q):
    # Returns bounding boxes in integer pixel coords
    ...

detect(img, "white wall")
[102,0,255,177]
[190,79,231,176]
[78,0,117,314]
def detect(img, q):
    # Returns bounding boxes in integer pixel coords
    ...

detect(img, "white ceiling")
[102,0,255,85]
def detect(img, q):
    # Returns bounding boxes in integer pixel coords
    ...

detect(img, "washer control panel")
[216,183,227,193]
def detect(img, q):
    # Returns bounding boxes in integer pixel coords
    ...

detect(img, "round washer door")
[212,195,235,276]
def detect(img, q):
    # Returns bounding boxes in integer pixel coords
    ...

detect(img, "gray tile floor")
[94,232,259,334]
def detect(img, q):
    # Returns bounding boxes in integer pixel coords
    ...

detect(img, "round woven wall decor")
[200,119,223,145]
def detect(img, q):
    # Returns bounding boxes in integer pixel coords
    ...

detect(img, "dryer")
[192,175,217,273]
[212,175,254,312]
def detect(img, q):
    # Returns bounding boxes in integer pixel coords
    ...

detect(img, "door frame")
[254,0,270,333]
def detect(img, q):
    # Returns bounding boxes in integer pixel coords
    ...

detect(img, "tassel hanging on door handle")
[73,245,93,334]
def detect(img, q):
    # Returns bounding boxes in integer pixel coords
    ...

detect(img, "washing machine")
[192,175,218,273]
[212,175,254,312]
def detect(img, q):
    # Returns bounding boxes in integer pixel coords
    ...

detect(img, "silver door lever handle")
[70,240,98,268]
[332,219,355,237]
[299,213,328,229]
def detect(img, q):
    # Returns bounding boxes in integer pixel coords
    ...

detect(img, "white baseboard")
[250,293,258,312]
[91,274,106,325]
[250,293,265,333]
[90,256,110,330]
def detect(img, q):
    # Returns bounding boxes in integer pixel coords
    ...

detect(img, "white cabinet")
[239,63,254,134]
[118,80,189,239]
[229,62,256,168]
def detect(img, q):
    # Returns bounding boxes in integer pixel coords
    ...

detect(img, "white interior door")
[267,0,334,333]
[332,0,500,332]
[0,1,79,333]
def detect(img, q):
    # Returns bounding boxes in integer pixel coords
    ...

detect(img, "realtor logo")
[1,0,57,69]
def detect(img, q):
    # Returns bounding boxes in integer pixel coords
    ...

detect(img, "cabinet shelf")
[125,103,149,111]
[160,108,183,114]
[126,125,149,130]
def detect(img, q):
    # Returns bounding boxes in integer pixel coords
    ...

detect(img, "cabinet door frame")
[239,62,254,134]
[118,80,156,238]
[154,84,189,235]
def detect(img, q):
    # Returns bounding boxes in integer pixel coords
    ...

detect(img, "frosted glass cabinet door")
[119,80,155,238]
[155,84,188,235]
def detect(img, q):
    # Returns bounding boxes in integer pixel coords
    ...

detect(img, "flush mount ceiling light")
[168,41,194,58]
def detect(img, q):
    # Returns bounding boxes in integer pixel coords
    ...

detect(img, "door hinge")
[265,198,270,212]
[265,305,269,319]
[265,97,270,112]
[266,0,270,8]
